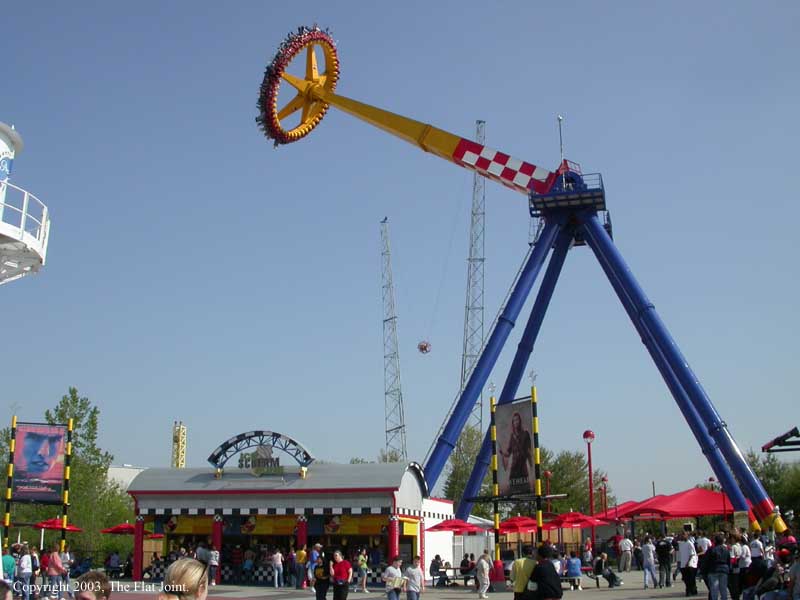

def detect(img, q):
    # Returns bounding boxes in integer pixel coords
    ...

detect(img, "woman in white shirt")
[677,533,699,597]
[17,548,32,600]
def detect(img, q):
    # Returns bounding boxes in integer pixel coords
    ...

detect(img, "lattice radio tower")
[171,420,187,468]
[460,120,487,432]
[380,218,408,460]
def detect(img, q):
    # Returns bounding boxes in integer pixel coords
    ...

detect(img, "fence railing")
[0,180,50,247]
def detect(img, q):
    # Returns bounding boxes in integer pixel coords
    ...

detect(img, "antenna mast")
[381,218,408,460]
[460,120,487,433]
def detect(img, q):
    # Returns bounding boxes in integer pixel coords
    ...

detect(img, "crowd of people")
[2,542,81,600]
[601,527,800,599]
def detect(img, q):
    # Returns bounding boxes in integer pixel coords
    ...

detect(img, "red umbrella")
[548,511,609,528]
[100,523,136,535]
[427,518,486,535]
[499,516,539,534]
[34,518,83,533]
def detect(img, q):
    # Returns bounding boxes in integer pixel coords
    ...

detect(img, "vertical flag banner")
[495,400,534,495]
[12,423,67,504]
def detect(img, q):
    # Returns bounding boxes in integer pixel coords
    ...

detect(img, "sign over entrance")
[207,430,315,474]
[238,445,284,476]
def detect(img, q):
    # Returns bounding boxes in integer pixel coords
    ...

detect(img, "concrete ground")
[109,575,702,600]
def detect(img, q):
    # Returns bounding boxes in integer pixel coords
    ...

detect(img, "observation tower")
[0,122,50,285]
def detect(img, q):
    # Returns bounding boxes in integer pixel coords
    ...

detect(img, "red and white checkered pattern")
[452,139,557,195]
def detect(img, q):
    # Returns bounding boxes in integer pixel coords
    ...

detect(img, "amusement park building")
[128,458,457,583]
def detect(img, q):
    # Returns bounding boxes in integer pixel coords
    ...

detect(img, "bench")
[560,566,597,590]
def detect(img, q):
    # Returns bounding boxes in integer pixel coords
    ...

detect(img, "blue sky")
[3,1,798,504]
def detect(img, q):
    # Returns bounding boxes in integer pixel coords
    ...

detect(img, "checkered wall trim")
[139,506,392,516]
[452,139,556,196]
[218,564,386,585]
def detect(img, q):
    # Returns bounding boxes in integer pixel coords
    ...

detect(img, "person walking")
[528,546,563,599]
[728,534,742,600]
[330,550,352,600]
[272,548,284,588]
[356,549,370,593]
[656,535,674,588]
[382,556,404,600]
[312,555,330,600]
[738,536,752,597]
[678,533,699,597]
[619,536,633,572]
[642,537,658,590]
[47,543,67,598]
[404,556,423,600]
[17,547,33,600]
[510,546,537,600]
[707,534,730,600]
[208,546,219,587]
[295,545,307,590]
[61,544,74,600]
[476,551,491,599]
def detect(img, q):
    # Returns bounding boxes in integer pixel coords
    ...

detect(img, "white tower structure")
[0,122,50,285]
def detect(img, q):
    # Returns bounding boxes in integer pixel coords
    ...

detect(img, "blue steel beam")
[424,220,561,490]
[456,227,574,519]
[579,213,784,529]
[580,215,748,513]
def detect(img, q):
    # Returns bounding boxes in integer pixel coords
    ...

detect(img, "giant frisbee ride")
[255,26,786,532]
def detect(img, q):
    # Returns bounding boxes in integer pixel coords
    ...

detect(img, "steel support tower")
[381,218,408,460]
[460,120,487,433]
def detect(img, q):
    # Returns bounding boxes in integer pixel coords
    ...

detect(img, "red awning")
[594,501,641,520]
[547,511,610,528]
[616,487,746,520]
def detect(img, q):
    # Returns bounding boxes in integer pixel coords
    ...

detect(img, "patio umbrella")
[498,516,539,534]
[100,523,136,535]
[427,518,486,535]
[33,518,83,533]
[548,511,609,528]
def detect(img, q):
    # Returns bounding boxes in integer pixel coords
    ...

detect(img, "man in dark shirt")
[529,546,562,600]
[656,535,674,588]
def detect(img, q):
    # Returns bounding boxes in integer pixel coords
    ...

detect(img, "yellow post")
[490,395,500,561]
[4,416,17,548]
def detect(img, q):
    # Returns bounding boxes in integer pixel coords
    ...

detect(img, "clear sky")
[3,1,798,504]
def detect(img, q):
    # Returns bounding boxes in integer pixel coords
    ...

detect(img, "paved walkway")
[109,577,702,600]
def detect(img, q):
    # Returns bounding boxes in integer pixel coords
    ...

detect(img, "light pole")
[583,429,596,552]
[544,470,552,514]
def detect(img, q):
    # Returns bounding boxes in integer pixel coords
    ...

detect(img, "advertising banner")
[495,400,534,496]
[12,423,66,504]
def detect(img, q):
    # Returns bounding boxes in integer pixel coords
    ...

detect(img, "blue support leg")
[579,213,781,527]
[456,227,574,519]
[424,220,562,490]
[584,218,748,513]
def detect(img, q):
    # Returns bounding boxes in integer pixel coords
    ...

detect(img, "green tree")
[378,448,403,463]
[443,425,492,518]
[1,387,134,559]
[541,449,613,516]
[745,449,784,497]
[349,457,371,464]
